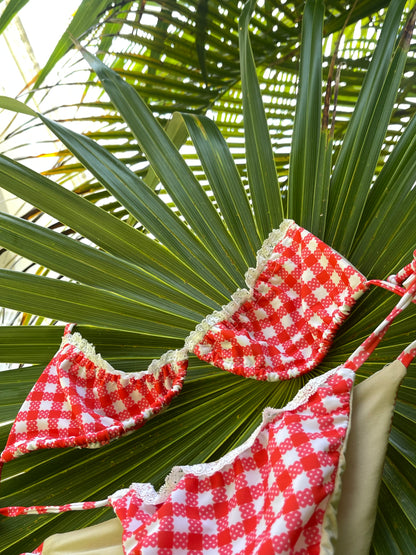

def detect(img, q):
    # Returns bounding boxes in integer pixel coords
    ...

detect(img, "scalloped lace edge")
[110,365,354,506]
[184,219,295,352]
[245,219,294,288]
[61,332,188,379]
[60,219,296,375]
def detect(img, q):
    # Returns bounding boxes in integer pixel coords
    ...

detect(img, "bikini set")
[1,220,415,554]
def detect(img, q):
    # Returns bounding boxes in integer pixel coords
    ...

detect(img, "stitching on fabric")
[184,219,294,352]
[62,332,188,378]
[118,366,355,506]
[244,219,295,288]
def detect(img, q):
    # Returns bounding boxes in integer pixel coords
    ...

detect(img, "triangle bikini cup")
[1,219,415,465]
[1,219,416,555]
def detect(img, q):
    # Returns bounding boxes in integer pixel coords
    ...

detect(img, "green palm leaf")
[0,149,227,306]
[6,0,413,191]
[288,0,324,229]
[327,2,416,253]
[81,48,249,282]
[181,112,260,262]
[0,1,415,553]
[239,0,284,238]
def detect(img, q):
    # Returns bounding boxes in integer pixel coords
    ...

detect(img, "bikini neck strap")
[345,272,416,372]
[366,251,416,302]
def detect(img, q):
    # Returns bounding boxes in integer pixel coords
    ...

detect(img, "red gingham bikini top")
[0,219,415,469]
[2,254,416,555]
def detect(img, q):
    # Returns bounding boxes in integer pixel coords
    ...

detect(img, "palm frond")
[0,1,415,553]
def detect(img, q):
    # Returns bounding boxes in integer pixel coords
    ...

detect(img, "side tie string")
[366,251,416,302]
[345,273,416,372]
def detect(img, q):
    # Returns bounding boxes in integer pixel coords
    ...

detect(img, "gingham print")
[6,272,416,555]
[345,273,416,372]
[22,547,43,555]
[398,338,416,367]
[3,223,416,555]
[0,331,188,465]
[6,366,355,555]
[0,220,371,473]
[388,250,416,287]
[109,368,354,555]
[191,220,368,381]
[366,250,416,301]
[3,220,410,474]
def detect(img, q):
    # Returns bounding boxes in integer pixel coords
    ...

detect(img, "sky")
[0,1,83,229]
[0,0,82,97]
[0,1,85,331]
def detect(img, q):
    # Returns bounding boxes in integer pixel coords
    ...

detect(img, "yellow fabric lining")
[41,361,406,555]
[333,360,406,554]
[42,517,123,555]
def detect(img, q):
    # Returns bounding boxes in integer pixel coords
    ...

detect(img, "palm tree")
[0,0,415,553]
[2,1,416,199]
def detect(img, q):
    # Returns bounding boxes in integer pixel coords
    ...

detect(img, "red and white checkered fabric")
[22,546,43,555]
[367,250,416,303]
[190,220,367,381]
[8,366,355,555]
[107,367,354,554]
[398,337,416,368]
[5,219,409,475]
[0,331,188,465]
[3,225,416,555]
[6,272,416,555]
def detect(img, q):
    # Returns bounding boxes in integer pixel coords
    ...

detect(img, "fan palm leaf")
[0,1,416,553]
[3,0,416,196]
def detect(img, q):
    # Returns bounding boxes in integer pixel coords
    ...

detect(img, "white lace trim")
[61,331,188,379]
[184,219,295,351]
[111,483,159,506]
[245,219,294,288]
[111,365,354,506]
[184,288,252,351]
